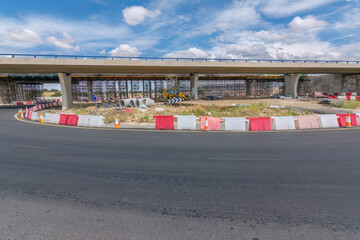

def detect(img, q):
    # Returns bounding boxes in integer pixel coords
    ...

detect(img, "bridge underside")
[1,57,360,108]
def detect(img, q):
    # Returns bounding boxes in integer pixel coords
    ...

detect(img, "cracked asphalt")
[0,107,360,239]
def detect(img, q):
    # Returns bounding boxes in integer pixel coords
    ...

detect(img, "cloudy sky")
[0,0,359,60]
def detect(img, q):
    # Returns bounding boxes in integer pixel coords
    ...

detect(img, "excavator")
[162,88,189,101]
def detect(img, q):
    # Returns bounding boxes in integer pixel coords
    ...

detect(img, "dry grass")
[47,102,310,124]
[331,100,360,110]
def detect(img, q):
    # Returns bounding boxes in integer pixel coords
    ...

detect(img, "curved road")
[1,108,360,239]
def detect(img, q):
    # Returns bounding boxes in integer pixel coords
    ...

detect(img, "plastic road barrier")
[271,116,296,130]
[88,116,105,128]
[44,113,54,123]
[337,114,357,127]
[295,115,320,129]
[31,112,39,121]
[44,113,60,124]
[222,117,246,131]
[77,115,91,127]
[199,116,223,131]
[27,111,32,120]
[247,117,272,131]
[67,115,79,126]
[175,115,197,130]
[153,116,175,130]
[59,114,70,125]
[318,114,339,128]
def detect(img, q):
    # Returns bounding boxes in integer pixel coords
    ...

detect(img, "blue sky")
[0,0,359,60]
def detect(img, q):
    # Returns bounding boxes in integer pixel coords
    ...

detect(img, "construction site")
[0,74,314,103]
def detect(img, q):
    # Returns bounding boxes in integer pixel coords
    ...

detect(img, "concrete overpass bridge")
[1,54,360,109]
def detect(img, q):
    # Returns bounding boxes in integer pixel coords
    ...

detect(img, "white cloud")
[289,15,328,32]
[261,0,338,18]
[99,49,106,54]
[47,32,78,50]
[164,47,209,58]
[202,1,261,34]
[109,44,141,57]
[122,6,161,26]
[335,8,360,29]
[2,27,42,43]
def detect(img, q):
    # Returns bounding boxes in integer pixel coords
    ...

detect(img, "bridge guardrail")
[0,53,359,64]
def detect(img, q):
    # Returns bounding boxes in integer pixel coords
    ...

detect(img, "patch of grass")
[331,100,360,109]
[71,107,88,115]
[193,107,206,116]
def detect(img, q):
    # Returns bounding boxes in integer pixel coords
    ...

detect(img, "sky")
[0,0,360,61]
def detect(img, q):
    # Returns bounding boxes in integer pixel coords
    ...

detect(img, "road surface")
[0,107,359,239]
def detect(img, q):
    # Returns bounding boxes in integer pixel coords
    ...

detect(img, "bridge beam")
[284,73,301,98]
[190,73,199,100]
[58,73,74,110]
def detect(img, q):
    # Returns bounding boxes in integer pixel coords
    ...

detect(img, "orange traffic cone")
[345,112,352,128]
[115,116,120,128]
[204,116,209,131]
[40,114,45,123]
[21,111,24,119]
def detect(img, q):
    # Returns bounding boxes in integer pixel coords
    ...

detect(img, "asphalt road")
[1,107,360,239]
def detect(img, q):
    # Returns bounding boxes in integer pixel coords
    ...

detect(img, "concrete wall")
[306,74,360,95]
[342,74,360,94]
[308,74,342,94]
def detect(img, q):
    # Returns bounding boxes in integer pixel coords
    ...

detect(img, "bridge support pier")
[86,80,93,102]
[284,73,301,98]
[58,73,74,110]
[190,73,199,100]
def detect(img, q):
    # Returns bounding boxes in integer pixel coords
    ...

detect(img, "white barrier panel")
[78,115,91,127]
[271,116,296,130]
[175,115,197,130]
[43,113,60,124]
[31,112,39,121]
[51,114,60,124]
[44,113,54,123]
[318,114,339,128]
[88,116,105,128]
[222,117,246,131]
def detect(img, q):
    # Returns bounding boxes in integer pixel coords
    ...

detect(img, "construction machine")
[163,88,189,101]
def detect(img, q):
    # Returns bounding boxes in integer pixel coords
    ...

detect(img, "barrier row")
[42,113,105,128]
[154,114,360,131]
[13,99,61,106]
[22,102,359,132]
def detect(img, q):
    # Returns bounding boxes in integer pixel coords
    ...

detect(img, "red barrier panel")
[59,114,79,125]
[357,96,360,101]
[59,114,70,125]
[36,105,40,111]
[66,115,79,126]
[346,96,351,100]
[26,101,33,105]
[27,111,32,120]
[199,116,223,130]
[295,115,320,129]
[153,116,175,130]
[332,95,337,99]
[247,117,272,131]
[337,114,357,127]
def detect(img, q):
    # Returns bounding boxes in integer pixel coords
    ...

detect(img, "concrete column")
[86,80,93,102]
[246,80,252,96]
[284,73,301,97]
[190,73,199,100]
[58,73,74,110]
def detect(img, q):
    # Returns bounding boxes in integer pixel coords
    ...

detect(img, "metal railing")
[0,53,359,64]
